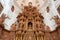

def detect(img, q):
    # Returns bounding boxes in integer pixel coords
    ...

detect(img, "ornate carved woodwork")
[15,5,45,40]
[0,3,60,40]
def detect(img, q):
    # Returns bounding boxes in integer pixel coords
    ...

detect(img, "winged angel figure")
[0,0,60,31]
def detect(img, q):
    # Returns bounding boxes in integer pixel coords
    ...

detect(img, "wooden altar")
[0,3,60,40]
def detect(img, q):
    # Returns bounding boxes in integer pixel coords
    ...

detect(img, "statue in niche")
[28,22,32,29]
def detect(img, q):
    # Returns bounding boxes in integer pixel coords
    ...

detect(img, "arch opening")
[28,22,33,28]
